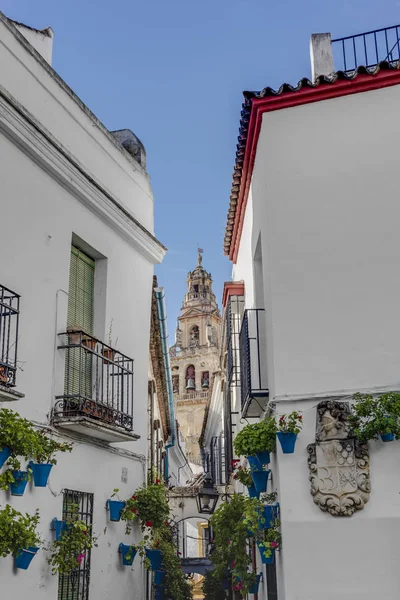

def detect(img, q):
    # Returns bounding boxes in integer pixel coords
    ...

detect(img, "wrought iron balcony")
[54,331,135,442]
[0,284,20,389]
[226,295,244,387]
[239,309,269,417]
[332,24,400,73]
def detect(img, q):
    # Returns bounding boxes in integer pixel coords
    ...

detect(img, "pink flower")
[270,542,278,548]
[238,582,243,590]
[231,561,235,568]
[77,553,86,564]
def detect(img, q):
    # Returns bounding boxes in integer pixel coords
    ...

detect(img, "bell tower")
[170,251,221,466]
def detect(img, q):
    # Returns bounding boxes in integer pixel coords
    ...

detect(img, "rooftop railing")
[332,24,400,72]
[54,331,134,432]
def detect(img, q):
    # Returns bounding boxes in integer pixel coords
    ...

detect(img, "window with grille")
[58,489,94,600]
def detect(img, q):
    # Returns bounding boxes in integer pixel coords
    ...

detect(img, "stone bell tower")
[170,251,221,466]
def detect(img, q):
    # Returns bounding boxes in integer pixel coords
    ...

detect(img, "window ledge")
[0,386,25,402]
[52,415,140,443]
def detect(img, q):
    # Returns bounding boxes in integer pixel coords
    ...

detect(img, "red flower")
[155,479,161,484]
[178,551,182,555]
[131,495,137,500]
[164,521,169,526]
[145,520,153,527]
[299,415,303,420]
[233,474,238,479]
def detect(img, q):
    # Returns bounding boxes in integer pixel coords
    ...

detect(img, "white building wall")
[231,81,400,599]
[0,14,164,600]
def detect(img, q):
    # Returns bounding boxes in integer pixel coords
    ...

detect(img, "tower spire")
[197,247,203,266]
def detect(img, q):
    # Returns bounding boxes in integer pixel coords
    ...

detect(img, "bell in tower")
[185,365,196,390]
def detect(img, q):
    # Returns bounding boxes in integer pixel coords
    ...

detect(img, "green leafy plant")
[348,392,400,442]
[157,525,192,600]
[202,570,227,600]
[233,417,277,458]
[110,488,123,501]
[257,524,282,560]
[0,408,39,457]
[233,465,253,487]
[0,504,41,557]
[31,432,73,465]
[260,491,278,505]
[47,504,98,574]
[277,411,303,434]
[0,456,32,491]
[121,481,169,533]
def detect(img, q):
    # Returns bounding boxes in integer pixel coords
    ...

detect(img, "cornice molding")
[0,86,166,264]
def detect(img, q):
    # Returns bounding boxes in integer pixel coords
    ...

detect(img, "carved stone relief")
[308,400,370,516]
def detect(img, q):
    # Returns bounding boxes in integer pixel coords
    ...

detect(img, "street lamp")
[196,473,219,515]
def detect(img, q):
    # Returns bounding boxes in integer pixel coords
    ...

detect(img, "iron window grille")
[210,434,226,486]
[58,489,94,600]
[332,24,400,73]
[0,284,20,388]
[226,295,244,387]
[54,331,134,432]
[223,387,234,481]
[239,309,269,417]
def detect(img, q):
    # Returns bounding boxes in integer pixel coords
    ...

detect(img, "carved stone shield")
[308,400,370,516]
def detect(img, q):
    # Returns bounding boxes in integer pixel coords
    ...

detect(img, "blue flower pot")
[51,518,68,540]
[154,570,166,585]
[247,455,261,471]
[380,432,395,442]
[14,547,39,570]
[257,543,275,564]
[222,580,230,590]
[277,432,298,454]
[0,446,11,468]
[29,463,53,487]
[155,587,165,600]
[119,543,137,566]
[145,548,163,570]
[260,504,280,529]
[248,573,262,594]
[10,470,29,496]
[107,499,126,522]
[255,451,271,465]
[247,484,260,499]
[251,469,270,494]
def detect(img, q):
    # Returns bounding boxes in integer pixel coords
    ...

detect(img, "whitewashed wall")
[0,14,164,600]
[231,81,400,599]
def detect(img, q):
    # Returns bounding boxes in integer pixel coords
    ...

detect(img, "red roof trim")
[222,281,245,307]
[229,67,400,263]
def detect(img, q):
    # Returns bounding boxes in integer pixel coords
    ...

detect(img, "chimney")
[310,33,334,81]
[12,21,54,65]
[110,129,147,170]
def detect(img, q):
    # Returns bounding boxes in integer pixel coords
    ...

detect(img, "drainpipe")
[154,288,176,481]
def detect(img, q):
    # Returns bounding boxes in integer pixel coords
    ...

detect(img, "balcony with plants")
[53,331,136,442]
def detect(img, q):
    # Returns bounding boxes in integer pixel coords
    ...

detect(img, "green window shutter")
[67,246,95,334]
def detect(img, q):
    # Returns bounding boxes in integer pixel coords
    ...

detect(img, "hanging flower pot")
[51,518,68,541]
[107,499,126,522]
[247,484,260,499]
[155,587,165,600]
[119,543,137,566]
[257,542,276,564]
[102,348,116,364]
[255,451,270,466]
[154,570,166,586]
[145,548,163,570]
[248,573,263,594]
[9,470,29,496]
[82,336,96,351]
[247,455,261,471]
[0,446,11,468]
[251,469,270,494]
[29,463,53,487]
[277,432,298,454]
[14,546,39,570]
[259,504,280,529]
[380,432,395,442]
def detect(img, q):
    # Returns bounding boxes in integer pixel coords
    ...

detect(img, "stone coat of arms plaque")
[307,400,370,516]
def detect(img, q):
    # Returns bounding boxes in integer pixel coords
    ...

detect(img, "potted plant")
[233,465,259,499]
[276,411,302,453]
[0,504,41,569]
[154,570,166,586]
[259,492,279,529]
[0,457,32,496]
[0,408,39,466]
[348,392,400,442]
[102,319,117,364]
[29,433,73,487]
[202,570,228,600]
[120,480,169,533]
[257,525,281,565]
[107,488,126,522]
[248,573,263,594]
[50,518,69,541]
[233,417,276,468]
[118,542,137,566]
[47,504,98,574]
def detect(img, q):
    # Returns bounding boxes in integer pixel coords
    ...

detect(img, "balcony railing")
[175,391,209,402]
[239,309,268,417]
[226,295,244,387]
[332,24,400,73]
[54,331,134,433]
[0,284,20,388]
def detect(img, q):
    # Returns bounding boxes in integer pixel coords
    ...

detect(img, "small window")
[67,246,95,334]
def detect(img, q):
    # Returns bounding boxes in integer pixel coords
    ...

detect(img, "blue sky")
[3,0,400,331]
